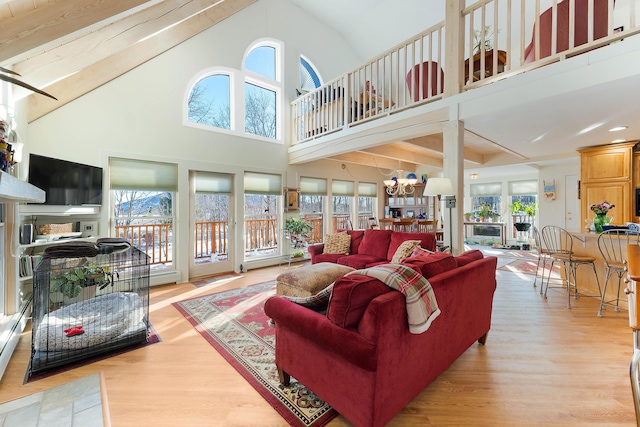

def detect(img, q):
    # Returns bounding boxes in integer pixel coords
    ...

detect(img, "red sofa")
[264,249,498,427]
[308,228,437,269]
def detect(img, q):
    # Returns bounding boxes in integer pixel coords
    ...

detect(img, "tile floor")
[0,374,105,427]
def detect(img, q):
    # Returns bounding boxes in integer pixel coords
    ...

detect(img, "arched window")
[243,40,282,140]
[187,73,231,130]
[299,55,321,94]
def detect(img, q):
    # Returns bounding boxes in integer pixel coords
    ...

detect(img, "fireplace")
[29,247,150,374]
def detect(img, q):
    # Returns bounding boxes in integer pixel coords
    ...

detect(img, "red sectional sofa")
[264,249,498,427]
[308,228,437,269]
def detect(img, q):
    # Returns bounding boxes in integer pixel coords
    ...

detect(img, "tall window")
[332,180,354,231]
[243,42,281,140]
[187,74,231,129]
[470,182,502,218]
[358,182,377,229]
[300,177,327,243]
[244,171,282,258]
[109,157,178,269]
[194,172,232,263]
[509,180,538,219]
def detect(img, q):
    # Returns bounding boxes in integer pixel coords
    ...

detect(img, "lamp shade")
[424,177,454,196]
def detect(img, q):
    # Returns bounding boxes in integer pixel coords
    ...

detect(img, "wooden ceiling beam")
[16,0,242,89]
[329,152,416,171]
[27,0,257,122]
[360,145,443,168]
[0,0,150,65]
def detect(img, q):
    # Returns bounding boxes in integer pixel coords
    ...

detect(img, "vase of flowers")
[590,201,614,233]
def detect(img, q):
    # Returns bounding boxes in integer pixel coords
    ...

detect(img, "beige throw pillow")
[391,240,423,263]
[323,233,351,254]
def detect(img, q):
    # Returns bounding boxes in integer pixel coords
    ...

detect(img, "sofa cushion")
[312,253,345,264]
[346,229,365,255]
[323,233,351,254]
[402,252,457,279]
[386,232,437,260]
[358,229,393,259]
[390,240,422,263]
[338,254,386,270]
[455,249,484,267]
[327,274,391,329]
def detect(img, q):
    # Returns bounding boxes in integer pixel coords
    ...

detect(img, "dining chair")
[597,229,640,317]
[393,218,415,232]
[378,218,395,230]
[531,226,551,291]
[541,225,601,309]
[416,219,438,234]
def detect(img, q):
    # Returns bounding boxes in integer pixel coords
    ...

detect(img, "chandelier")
[383,170,418,196]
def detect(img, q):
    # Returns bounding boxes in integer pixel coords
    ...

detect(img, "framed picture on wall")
[284,188,300,212]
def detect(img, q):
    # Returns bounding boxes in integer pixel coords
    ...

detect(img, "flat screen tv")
[28,154,103,205]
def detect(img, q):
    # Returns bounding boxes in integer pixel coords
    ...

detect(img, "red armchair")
[524,0,611,64]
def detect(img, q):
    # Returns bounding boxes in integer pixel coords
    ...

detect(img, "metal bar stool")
[541,225,601,309]
[532,226,551,290]
[597,229,640,316]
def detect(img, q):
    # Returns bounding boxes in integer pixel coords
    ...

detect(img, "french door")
[189,171,234,279]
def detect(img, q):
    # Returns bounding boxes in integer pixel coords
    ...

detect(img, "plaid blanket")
[347,263,441,334]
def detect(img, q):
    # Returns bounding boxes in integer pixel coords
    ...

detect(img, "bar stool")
[597,229,640,317]
[531,226,550,290]
[541,225,601,309]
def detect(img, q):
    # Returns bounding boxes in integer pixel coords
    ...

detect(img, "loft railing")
[291,0,638,145]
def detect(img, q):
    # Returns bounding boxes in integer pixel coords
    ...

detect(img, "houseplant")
[284,217,313,248]
[51,264,110,300]
[476,203,493,221]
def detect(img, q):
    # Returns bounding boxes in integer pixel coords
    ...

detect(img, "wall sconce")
[424,177,456,250]
[469,173,478,179]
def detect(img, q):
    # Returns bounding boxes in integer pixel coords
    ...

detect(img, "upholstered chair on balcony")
[524,0,611,64]
[405,61,444,102]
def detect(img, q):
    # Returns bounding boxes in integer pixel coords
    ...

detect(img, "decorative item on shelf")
[384,170,418,196]
[590,201,615,233]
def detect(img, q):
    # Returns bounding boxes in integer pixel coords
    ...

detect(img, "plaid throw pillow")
[391,240,422,263]
[410,246,434,259]
[323,233,351,254]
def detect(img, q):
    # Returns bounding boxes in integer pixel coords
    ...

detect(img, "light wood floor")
[0,251,636,426]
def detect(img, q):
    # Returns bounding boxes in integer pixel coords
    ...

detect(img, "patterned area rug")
[499,258,561,278]
[173,281,336,427]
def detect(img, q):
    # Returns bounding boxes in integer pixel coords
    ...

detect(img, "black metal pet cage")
[29,245,150,374]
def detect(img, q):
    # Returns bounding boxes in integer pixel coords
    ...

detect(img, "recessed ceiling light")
[609,126,628,132]
[612,138,627,143]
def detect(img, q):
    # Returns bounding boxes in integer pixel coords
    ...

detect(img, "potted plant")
[284,217,313,248]
[51,264,110,302]
[476,203,493,222]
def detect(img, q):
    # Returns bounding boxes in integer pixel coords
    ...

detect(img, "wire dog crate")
[29,246,150,374]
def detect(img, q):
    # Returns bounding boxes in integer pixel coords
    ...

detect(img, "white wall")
[19,0,386,283]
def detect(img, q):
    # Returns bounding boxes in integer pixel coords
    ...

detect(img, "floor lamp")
[424,178,456,250]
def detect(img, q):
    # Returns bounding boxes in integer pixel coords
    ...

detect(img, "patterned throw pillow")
[323,233,351,254]
[410,246,434,259]
[391,240,422,263]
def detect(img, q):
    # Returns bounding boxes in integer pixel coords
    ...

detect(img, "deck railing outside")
[291,0,638,146]
[115,223,172,266]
